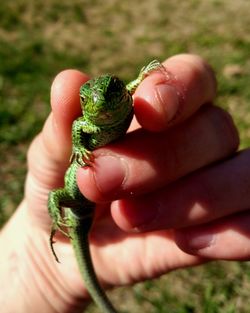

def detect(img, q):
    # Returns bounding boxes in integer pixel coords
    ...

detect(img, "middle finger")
[78,105,238,203]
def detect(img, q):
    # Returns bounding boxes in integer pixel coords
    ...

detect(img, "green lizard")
[48,60,162,313]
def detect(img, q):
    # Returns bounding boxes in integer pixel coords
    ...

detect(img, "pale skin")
[1,54,250,313]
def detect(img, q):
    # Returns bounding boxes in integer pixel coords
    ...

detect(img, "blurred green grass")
[1,0,250,312]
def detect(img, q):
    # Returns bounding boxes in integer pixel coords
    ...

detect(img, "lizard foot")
[70,148,94,167]
[49,220,73,263]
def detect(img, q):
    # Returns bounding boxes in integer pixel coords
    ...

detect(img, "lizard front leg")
[126,59,163,94]
[70,118,100,166]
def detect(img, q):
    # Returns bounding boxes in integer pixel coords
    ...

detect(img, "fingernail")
[121,199,160,232]
[187,232,215,251]
[155,84,180,122]
[131,209,159,232]
[94,155,127,196]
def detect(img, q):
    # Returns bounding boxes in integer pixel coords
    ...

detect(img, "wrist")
[0,201,90,313]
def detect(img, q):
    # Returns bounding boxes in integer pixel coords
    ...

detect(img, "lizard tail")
[70,223,118,313]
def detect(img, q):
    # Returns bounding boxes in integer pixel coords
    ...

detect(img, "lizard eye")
[80,96,86,103]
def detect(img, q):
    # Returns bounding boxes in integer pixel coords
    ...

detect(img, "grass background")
[1,0,250,312]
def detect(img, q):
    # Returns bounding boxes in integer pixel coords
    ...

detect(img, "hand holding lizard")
[1,54,246,313]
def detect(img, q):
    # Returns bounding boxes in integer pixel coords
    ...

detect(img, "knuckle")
[206,105,240,153]
[185,55,217,98]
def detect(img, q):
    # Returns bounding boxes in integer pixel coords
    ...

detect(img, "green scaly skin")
[48,60,162,313]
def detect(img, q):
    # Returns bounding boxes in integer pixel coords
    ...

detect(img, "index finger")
[132,54,217,132]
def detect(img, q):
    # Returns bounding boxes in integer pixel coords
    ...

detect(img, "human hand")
[2,54,240,313]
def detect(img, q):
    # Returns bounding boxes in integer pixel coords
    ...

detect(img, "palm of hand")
[43,201,201,298]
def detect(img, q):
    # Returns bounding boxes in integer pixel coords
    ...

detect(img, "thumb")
[24,69,89,229]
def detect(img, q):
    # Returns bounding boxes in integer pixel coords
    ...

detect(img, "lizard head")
[79,75,133,126]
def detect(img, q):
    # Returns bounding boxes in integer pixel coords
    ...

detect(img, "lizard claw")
[70,149,94,167]
[50,229,60,263]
